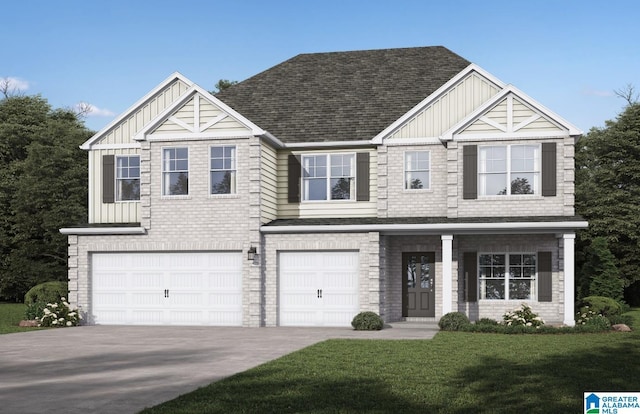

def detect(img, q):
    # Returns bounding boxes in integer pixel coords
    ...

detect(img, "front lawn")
[142,314,640,414]
[0,303,31,334]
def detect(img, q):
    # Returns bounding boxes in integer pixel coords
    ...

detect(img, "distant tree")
[575,102,640,295]
[213,79,238,94]
[577,237,624,301]
[331,178,351,200]
[497,177,532,195]
[0,96,90,301]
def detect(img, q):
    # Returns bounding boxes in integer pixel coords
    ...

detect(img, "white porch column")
[563,233,576,326]
[441,234,454,315]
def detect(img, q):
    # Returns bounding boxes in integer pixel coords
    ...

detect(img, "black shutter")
[103,155,115,203]
[464,252,478,302]
[356,152,370,201]
[463,145,477,200]
[541,143,557,197]
[538,252,552,302]
[287,154,301,203]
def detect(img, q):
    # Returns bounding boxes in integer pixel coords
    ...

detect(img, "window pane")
[420,257,431,289]
[481,173,507,195]
[482,279,505,299]
[509,254,522,265]
[509,279,532,300]
[117,179,140,201]
[167,172,188,195]
[479,255,492,266]
[511,173,534,194]
[330,177,352,200]
[406,171,429,190]
[306,178,326,200]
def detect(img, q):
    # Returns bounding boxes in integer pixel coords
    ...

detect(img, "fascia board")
[260,220,589,234]
[59,227,147,235]
[371,63,506,144]
[80,72,194,150]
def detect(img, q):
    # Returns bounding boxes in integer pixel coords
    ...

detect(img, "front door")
[402,252,435,317]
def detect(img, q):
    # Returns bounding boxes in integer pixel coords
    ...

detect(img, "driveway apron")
[0,325,437,414]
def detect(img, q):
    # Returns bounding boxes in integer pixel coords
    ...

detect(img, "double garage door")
[92,252,242,326]
[279,251,359,327]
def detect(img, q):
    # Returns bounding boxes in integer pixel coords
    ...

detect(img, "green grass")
[0,302,33,334]
[142,310,640,414]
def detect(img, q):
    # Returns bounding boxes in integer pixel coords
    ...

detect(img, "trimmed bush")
[502,304,544,328]
[584,314,612,331]
[579,296,623,317]
[438,312,470,331]
[476,318,499,326]
[24,281,68,305]
[351,311,384,330]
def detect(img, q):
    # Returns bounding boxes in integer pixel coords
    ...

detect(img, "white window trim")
[209,145,238,196]
[301,152,357,202]
[161,146,190,198]
[478,144,541,197]
[403,150,431,191]
[478,252,538,301]
[115,155,141,203]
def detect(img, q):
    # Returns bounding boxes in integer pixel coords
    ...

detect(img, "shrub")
[351,311,384,330]
[39,298,81,328]
[476,318,499,326]
[24,301,47,320]
[579,296,623,317]
[438,312,470,331]
[24,281,68,305]
[583,314,611,331]
[607,314,634,328]
[502,304,544,328]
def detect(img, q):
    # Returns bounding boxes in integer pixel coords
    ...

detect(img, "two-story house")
[61,46,587,327]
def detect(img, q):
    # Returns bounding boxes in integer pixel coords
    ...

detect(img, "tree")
[575,102,640,295]
[213,79,238,94]
[0,96,90,301]
[577,237,624,301]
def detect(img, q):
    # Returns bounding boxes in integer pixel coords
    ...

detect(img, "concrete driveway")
[0,324,437,414]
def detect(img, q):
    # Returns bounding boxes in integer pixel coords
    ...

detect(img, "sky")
[2,0,639,134]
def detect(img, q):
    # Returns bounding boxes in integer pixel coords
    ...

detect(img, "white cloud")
[0,76,30,92]
[75,102,115,117]
[581,88,614,98]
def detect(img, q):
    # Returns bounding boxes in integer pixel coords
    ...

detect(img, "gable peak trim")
[80,72,194,150]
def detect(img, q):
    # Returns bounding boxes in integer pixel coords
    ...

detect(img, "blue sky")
[2,0,639,133]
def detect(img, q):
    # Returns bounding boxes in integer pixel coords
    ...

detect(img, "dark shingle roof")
[215,46,470,143]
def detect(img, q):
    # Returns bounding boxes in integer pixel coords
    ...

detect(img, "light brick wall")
[69,136,262,327]
[262,232,380,326]
[384,144,447,217]
[457,234,565,324]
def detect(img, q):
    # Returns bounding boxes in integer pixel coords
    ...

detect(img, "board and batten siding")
[100,79,190,145]
[89,148,141,223]
[276,149,378,219]
[388,72,501,139]
[260,142,278,223]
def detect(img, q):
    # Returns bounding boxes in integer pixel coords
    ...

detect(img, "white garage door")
[279,251,359,327]
[92,252,242,326]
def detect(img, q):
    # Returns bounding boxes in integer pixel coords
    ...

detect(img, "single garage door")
[92,252,242,326]
[279,251,359,327]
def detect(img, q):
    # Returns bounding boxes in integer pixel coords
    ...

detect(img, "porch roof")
[260,216,588,235]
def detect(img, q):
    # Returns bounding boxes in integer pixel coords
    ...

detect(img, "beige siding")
[260,142,278,223]
[389,72,501,139]
[276,149,378,219]
[89,148,141,223]
[459,95,568,136]
[100,79,190,145]
[152,94,250,135]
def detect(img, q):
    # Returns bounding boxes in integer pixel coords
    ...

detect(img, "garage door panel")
[279,251,359,327]
[92,252,242,326]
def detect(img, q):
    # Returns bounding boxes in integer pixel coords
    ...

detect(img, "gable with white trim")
[150,93,252,138]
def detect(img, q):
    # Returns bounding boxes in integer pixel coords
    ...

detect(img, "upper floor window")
[116,155,140,201]
[302,153,355,201]
[210,146,236,194]
[479,145,539,196]
[404,151,430,190]
[162,147,188,196]
[479,253,537,300]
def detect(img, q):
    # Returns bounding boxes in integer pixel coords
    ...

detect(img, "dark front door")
[402,252,436,317]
